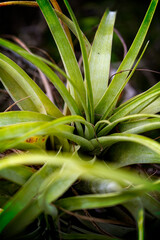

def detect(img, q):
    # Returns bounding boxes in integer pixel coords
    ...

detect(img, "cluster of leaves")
[0,0,160,239]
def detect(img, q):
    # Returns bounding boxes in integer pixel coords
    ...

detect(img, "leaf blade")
[36,0,86,109]
[0,53,62,117]
[89,10,116,106]
[95,0,159,118]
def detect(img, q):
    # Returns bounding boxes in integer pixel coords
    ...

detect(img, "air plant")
[0,0,160,239]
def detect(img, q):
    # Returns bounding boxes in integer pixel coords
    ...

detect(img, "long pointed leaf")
[0,53,62,117]
[108,142,160,168]
[119,118,160,134]
[89,10,116,106]
[64,0,94,123]
[109,88,160,122]
[0,111,54,127]
[0,163,56,233]
[95,0,158,118]
[1,169,78,237]
[36,0,86,110]
[0,116,94,152]
[0,41,82,117]
[97,113,160,137]
[91,133,160,156]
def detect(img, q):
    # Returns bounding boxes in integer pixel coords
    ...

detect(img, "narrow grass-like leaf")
[96,40,149,121]
[109,88,160,122]
[0,163,56,232]
[0,116,94,152]
[140,97,160,114]
[0,152,153,186]
[142,193,160,219]
[97,113,160,137]
[91,133,160,156]
[113,74,160,115]
[50,0,74,50]
[119,118,160,134]
[64,0,94,123]
[1,169,78,237]
[0,121,73,152]
[108,142,160,168]
[124,199,144,240]
[89,10,116,106]
[95,0,159,118]
[0,53,62,117]
[0,111,54,127]
[24,51,90,121]
[55,185,158,212]
[1,152,152,234]
[0,166,33,185]
[55,10,91,55]
[138,208,144,240]
[0,40,82,117]
[0,152,158,233]
[36,0,86,109]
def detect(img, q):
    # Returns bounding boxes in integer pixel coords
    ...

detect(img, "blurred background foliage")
[0,0,160,110]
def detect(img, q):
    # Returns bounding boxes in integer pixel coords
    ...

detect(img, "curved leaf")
[64,0,94,123]
[109,88,160,122]
[89,10,116,106]
[0,40,82,117]
[0,111,54,127]
[0,116,94,152]
[108,142,160,168]
[91,133,160,156]
[119,118,160,134]
[0,53,62,117]
[55,183,160,212]
[97,113,160,136]
[95,0,159,118]
[36,0,86,109]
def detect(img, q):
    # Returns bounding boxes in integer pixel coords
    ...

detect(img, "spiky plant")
[0,0,160,239]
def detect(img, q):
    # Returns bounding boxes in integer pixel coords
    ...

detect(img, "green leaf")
[97,113,160,136]
[140,97,160,114]
[0,166,33,185]
[55,10,91,55]
[119,118,160,134]
[0,111,54,127]
[124,199,144,240]
[89,10,116,106]
[0,53,62,117]
[108,142,160,168]
[1,169,78,237]
[94,0,159,118]
[64,0,94,123]
[22,45,90,122]
[113,74,160,115]
[91,133,160,156]
[36,0,86,110]
[0,163,56,232]
[0,152,153,186]
[0,116,94,152]
[141,193,160,219]
[109,88,160,122]
[55,186,156,212]
[0,41,82,117]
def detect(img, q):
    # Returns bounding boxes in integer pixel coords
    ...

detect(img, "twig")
[4,96,31,112]
[114,28,127,58]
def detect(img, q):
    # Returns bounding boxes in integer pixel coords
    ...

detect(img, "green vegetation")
[0,0,160,239]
